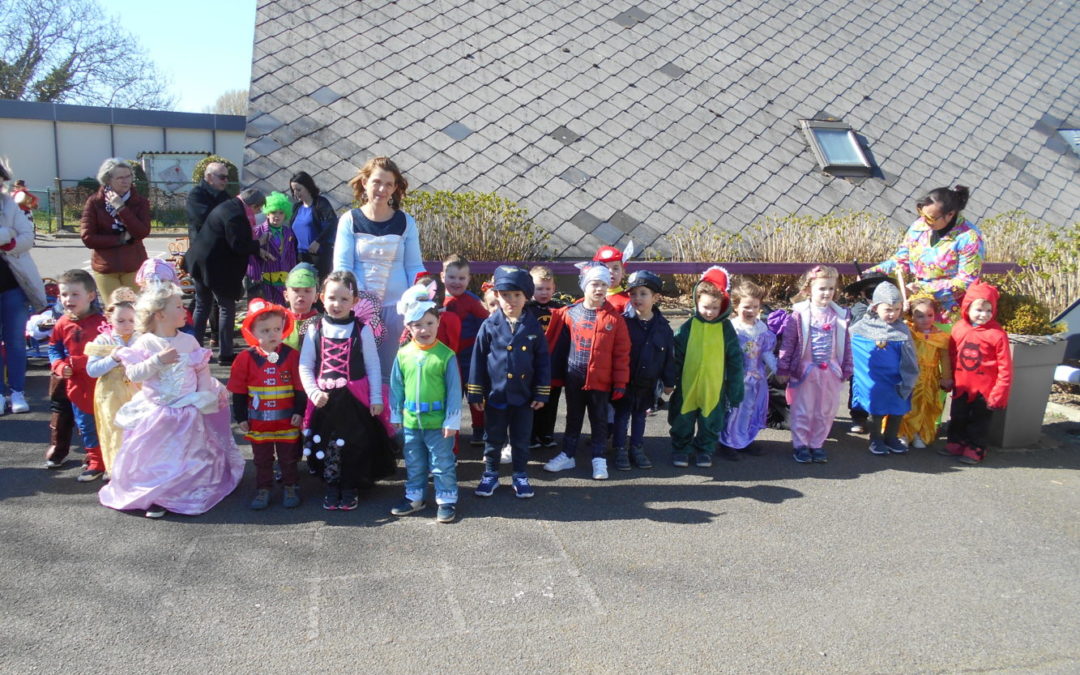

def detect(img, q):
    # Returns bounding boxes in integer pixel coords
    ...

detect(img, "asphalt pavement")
[5,234,1079,673]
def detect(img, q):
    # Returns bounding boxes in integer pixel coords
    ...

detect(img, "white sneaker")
[543,452,575,472]
[9,391,28,414]
[500,444,512,464]
[591,457,608,480]
[912,435,926,449]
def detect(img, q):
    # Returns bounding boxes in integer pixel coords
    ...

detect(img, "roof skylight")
[799,119,872,176]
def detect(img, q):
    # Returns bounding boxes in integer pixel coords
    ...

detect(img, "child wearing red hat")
[592,240,634,312]
[227,298,307,509]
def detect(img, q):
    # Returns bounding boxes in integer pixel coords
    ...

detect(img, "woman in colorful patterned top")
[864,185,984,323]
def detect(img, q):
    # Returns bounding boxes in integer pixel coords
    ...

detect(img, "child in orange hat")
[227,298,307,509]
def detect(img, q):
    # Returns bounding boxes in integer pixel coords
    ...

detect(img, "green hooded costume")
[668,281,745,455]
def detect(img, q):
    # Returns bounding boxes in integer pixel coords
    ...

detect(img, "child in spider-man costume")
[943,281,1012,465]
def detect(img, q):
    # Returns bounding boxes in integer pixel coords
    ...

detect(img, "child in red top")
[227,299,307,509]
[442,254,488,444]
[944,281,1012,464]
[47,269,109,481]
[543,261,630,480]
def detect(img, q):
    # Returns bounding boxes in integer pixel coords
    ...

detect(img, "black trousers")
[191,278,238,360]
[948,393,992,450]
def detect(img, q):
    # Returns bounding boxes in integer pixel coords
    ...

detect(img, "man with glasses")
[185,162,232,244]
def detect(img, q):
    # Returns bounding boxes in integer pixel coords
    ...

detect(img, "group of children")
[38,243,1012,523]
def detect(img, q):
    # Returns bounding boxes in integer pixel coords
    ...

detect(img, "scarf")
[103,187,130,233]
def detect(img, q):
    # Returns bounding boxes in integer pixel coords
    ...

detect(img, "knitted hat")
[285,262,318,289]
[576,261,613,291]
[870,280,902,308]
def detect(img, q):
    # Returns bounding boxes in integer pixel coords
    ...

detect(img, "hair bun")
[952,185,970,211]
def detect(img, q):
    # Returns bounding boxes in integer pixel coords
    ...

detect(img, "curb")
[1045,400,1080,423]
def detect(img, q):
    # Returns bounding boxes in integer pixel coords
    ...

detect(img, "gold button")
[507,345,512,350]
[521,345,527,350]
[507,373,513,379]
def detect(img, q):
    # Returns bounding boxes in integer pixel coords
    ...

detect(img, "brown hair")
[321,269,359,297]
[907,294,938,317]
[442,254,470,273]
[797,265,839,294]
[529,265,554,282]
[695,280,725,302]
[348,156,408,208]
[730,279,766,307]
[58,269,97,294]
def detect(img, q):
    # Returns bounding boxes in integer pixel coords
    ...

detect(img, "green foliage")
[994,293,1065,336]
[396,190,550,264]
[191,155,239,195]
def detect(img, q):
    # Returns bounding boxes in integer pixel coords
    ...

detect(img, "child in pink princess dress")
[98,282,244,519]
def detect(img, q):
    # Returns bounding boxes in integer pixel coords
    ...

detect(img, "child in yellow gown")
[900,294,953,448]
[85,290,140,475]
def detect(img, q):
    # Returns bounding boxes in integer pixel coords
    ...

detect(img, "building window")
[800,119,872,176]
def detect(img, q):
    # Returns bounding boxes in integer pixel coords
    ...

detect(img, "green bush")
[191,155,239,195]
[397,190,550,265]
[981,211,1080,319]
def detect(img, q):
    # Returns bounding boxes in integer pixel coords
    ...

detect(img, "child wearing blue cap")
[468,266,551,498]
[612,270,675,470]
[389,282,462,523]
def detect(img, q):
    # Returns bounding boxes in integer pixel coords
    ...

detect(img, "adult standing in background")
[289,171,338,280]
[864,185,985,323]
[334,156,425,385]
[79,158,151,300]
[0,159,46,414]
[185,189,268,364]
[185,161,231,245]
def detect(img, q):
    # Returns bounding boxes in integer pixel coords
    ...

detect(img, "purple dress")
[246,223,298,304]
[720,320,777,449]
[99,332,243,515]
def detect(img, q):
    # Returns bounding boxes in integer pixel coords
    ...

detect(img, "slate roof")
[244,0,1080,257]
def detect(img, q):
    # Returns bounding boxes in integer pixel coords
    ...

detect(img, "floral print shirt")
[867,218,985,322]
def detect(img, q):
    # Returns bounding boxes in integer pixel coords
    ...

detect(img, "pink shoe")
[958,445,985,465]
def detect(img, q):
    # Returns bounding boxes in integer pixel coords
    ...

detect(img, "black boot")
[614,447,631,471]
[629,445,652,469]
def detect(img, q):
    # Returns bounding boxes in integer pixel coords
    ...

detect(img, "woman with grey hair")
[79,158,151,299]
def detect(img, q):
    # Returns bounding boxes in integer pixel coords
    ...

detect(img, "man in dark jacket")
[185,162,231,243]
[185,189,266,363]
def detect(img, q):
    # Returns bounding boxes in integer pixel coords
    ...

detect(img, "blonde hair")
[798,265,839,293]
[135,282,182,334]
[348,156,408,208]
[529,265,554,282]
[730,279,766,307]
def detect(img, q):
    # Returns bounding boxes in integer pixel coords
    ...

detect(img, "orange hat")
[241,298,293,347]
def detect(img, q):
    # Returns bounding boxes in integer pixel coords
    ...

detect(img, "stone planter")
[987,334,1068,448]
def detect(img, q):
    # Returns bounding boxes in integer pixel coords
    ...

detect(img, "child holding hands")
[85,289,140,476]
[390,283,462,522]
[99,282,244,518]
[227,299,307,510]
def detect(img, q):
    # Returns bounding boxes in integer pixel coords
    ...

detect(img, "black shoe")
[717,445,741,461]
[613,448,631,471]
[145,504,167,519]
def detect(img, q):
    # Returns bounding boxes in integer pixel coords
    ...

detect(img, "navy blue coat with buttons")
[467,309,551,408]
[623,305,676,393]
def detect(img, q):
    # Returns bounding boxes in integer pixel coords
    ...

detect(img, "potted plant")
[986,291,1068,448]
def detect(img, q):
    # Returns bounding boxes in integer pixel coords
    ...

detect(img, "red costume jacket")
[545,300,630,392]
[949,281,1013,408]
[49,312,109,412]
[227,345,306,443]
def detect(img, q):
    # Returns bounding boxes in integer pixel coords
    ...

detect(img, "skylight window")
[800,119,872,176]
[1060,129,1080,156]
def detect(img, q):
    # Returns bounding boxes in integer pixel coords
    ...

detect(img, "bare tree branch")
[0,0,175,109]
[203,89,249,116]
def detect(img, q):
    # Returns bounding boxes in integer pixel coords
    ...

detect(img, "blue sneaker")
[475,472,499,497]
[671,453,690,467]
[390,497,425,516]
[810,448,828,463]
[512,473,535,498]
[886,439,909,454]
[793,447,812,463]
[436,503,457,523]
[869,440,890,455]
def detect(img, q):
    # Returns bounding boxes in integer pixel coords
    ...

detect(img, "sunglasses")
[919,207,942,225]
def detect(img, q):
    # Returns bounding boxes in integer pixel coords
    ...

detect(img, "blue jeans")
[483,403,533,474]
[612,388,652,450]
[71,401,98,449]
[0,286,28,393]
[403,427,458,504]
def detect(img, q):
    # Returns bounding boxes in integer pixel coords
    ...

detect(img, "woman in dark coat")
[185,188,267,363]
[288,171,337,280]
[79,158,151,299]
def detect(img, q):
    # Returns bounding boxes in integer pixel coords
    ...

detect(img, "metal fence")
[25,180,241,233]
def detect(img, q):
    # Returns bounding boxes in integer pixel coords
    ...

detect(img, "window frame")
[799,119,873,176]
